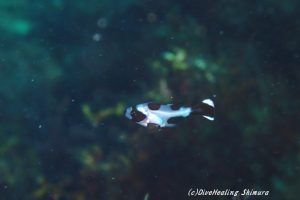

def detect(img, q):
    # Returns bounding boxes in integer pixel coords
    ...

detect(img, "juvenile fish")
[125,98,215,128]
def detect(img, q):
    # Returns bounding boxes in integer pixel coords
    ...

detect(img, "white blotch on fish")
[125,98,215,128]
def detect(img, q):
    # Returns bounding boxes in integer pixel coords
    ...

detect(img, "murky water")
[0,0,299,199]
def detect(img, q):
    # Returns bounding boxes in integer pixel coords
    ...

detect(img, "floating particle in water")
[194,25,207,38]
[93,33,102,42]
[144,193,149,200]
[38,124,42,129]
[147,12,157,23]
[97,18,108,28]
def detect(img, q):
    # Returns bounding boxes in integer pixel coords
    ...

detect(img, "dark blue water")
[0,0,299,199]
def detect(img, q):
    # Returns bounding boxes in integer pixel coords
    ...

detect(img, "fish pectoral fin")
[147,123,160,128]
[146,123,161,132]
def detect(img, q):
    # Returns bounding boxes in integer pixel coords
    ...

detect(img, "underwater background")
[0,0,299,199]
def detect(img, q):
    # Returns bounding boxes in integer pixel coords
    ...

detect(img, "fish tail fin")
[192,98,215,121]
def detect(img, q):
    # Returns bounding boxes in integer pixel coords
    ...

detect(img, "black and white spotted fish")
[125,99,215,128]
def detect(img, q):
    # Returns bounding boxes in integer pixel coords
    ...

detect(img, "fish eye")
[130,107,146,122]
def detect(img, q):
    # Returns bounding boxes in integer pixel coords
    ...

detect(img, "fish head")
[125,105,147,123]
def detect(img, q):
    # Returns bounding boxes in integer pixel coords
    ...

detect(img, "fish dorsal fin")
[202,99,214,107]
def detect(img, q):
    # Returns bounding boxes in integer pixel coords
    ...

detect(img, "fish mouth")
[125,107,132,119]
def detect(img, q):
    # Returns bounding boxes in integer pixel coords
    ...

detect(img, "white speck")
[144,193,149,200]
[71,99,75,102]
[38,124,42,129]
[111,177,115,180]
[97,18,108,28]
[93,33,102,42]
[31,79,35,82]
[4,185,8,189]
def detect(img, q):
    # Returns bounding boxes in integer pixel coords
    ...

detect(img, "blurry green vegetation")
[0,0,32,35]
[77,145,132,174]
[0,0,299,200]
[82,103,125,126]
[162,48,188,70]
[0,132,42,198]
